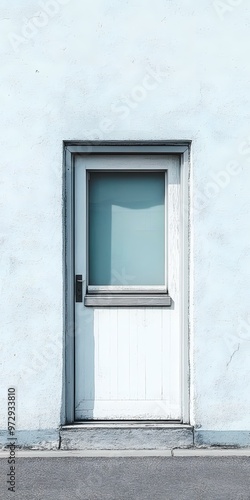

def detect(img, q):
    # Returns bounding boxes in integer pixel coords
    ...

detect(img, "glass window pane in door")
[88,171,165,286]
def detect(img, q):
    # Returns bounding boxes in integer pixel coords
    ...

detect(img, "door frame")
[63,141,190,425]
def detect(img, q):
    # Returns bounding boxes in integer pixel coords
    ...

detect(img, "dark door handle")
[75,275,84,302]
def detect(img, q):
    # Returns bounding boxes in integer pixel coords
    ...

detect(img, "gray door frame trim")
[63,140,191,425]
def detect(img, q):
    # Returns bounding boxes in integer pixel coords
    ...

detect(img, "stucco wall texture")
[1,0,250,447]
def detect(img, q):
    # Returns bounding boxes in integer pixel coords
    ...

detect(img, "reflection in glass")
[89,172,165,286]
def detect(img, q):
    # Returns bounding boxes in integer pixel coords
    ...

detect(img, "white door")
[74,154,181,420]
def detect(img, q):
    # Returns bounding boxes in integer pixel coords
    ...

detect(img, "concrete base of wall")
[194,430,250,448]
[60,424,194,450]
[0,429,60,450]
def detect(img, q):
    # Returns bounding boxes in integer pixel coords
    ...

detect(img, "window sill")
[84,294,172,307]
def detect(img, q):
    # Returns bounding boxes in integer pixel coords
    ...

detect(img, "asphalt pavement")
[1,454,250,500]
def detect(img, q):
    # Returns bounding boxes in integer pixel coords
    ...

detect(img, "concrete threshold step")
[60,423,194,450]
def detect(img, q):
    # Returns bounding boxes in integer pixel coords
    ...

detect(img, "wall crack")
[226,343,240,368]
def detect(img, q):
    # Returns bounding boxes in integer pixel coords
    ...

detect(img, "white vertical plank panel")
[108,308,118,400]
[128,309,139,400]
[145,309,162,401]
[116,308,130,401]
[95,309,111,400]
[135,309,146,400]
